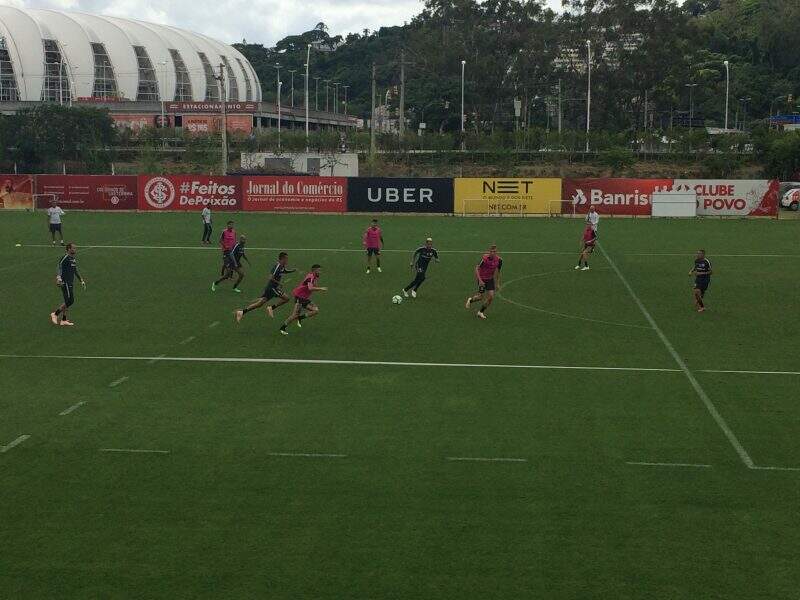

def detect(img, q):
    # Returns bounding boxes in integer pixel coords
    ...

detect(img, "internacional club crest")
[144,177,175,209]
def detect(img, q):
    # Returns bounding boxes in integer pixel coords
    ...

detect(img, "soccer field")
[1,211,799,599]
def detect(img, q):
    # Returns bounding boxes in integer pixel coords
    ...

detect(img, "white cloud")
[9,0,563,45]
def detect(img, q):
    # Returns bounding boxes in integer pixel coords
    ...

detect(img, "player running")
[363,219,383,274]
[201,206,213,245]
[235,252,297,322]
[50,243,86,326]
[402,237,439,298]
[213,235,249,292]
[575,223,596,270]
[690,249,713,312]
[47,203,65,246]
[280,264,328,335]
[465,245,502,320]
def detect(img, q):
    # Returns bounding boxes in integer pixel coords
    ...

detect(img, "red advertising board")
[670,179,778,217]
[226,114,253,134]
[183,115,220,134]
[36,175,138,210]
[0,175,34,210]
[138,175,241,211]
[242,176,347,212]
[165,101,258,113]
[562,178,673,216]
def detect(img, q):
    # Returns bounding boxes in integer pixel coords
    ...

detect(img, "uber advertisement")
[347,178,454,213]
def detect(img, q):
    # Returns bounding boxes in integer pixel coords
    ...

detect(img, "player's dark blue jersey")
[413,246,439,271]
[57,254,79,285]
[268,262,295,286]
[694,258,712,281]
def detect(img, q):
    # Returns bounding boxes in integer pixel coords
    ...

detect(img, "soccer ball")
[392,295,403,304]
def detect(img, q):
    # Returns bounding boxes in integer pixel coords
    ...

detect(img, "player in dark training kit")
[402,238,439,298]
[690,249,713,312]
[212,235,249,293]
[50,243,86,326]
[235,252,297,322]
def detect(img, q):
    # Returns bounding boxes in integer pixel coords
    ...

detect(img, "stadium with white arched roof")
[0,7,354,134]
[0,6,260,103]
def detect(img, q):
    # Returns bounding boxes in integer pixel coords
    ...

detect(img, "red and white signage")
[672,180,779,216]
[243,176,347,212]
[184,115,220,134]
[137,175,241,211]
[36,175,138,210]
[165,101,258,113]
[0,175,34,210]
[562,178,672,216]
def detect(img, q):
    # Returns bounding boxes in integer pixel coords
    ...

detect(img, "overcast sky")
[7,0,562,46]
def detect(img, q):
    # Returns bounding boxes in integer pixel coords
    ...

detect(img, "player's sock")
[480,305,487,312]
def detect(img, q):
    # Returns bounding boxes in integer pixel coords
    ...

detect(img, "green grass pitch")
[1,211,799,599]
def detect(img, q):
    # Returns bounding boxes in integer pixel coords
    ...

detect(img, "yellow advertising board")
[454,178,562,215]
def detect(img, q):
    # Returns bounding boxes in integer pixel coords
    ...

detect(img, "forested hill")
[235,0,800,134]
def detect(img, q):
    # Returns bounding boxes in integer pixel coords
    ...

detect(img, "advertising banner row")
[0,175,779,217]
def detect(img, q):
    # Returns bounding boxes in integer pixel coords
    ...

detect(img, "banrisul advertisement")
[347,178,454,213]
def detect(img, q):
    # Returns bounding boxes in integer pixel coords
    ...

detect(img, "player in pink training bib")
[362,219,384,274]
[465,244,503,320]
[279,264,328,335]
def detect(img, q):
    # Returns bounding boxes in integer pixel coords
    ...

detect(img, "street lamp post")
[723,60,730,130]
[324,80,330,113]
[685,83,698,128]
[314,77,320,111]
[585,40,592,152]
[305,44,311,151]
[277,80,282,150]
[460,60,466,150]
[343,85,349,119]
[160,59,168,147]
[288,69,296,108]
[274,62,281,105]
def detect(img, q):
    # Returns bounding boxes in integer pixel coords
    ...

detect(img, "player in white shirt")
[586,206,599,233]
[47,204,65,245]
[201,207,212,245]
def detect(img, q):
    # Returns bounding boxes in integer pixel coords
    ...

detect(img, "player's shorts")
[60,283,74,304]
[694,278,710,295]
[294,296,313,309]
[583,242,596,252]
[223,254,239,270]
[366,247,381,256]
[261,285,285,301]
[49,223,62,233]
[478,278,496,293]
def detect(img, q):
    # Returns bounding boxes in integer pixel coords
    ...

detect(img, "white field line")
[179,336,195,345]
[208,321,221,328]
[108,376,129,388]
[59,401,87,416]
[100,448,169,454]
[147,354,166,365]
[267,452,346,458]
[750,466,800,472]
[0,354,682,374]
[599,242,756,469]
[0,434,30,453]
[626,461,712,469]
[3,354,800,378]
[446,457,528,463]
[19,243,800,259]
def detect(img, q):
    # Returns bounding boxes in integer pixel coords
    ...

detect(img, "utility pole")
[343,85,349,119]
[333,82,339,115]
[643,89,648,131]
[324,80,330,112]
[314,77,320,111]
[585,40,591,153]
[277,80,282,150]
[370,62,376,156]
[215,64,228,174]
[399,49,406,136]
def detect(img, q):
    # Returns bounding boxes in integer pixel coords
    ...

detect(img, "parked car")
[781,188,800,210]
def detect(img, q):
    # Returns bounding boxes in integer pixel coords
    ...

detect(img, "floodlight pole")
[305,44,311,152]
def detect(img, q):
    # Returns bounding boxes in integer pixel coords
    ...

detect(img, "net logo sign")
[482,180,536,195]
[143,177,175,209]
